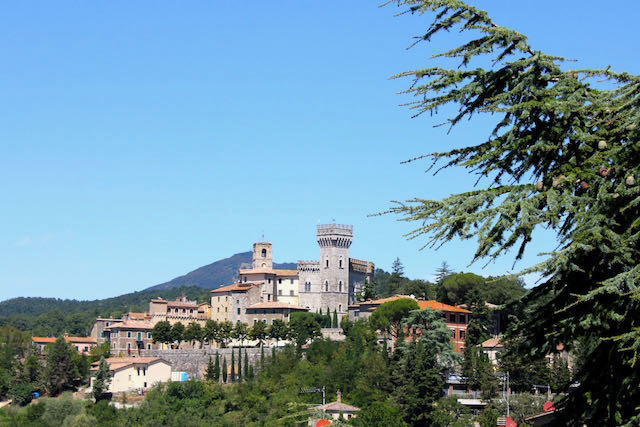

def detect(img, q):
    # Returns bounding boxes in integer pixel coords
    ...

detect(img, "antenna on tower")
[261,231,265,241]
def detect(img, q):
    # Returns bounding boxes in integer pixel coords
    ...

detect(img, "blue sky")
[2,1,638,301]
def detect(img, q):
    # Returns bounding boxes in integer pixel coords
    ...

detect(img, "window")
[190,309,193,314]
[290,279,294,284]
[237,308,241,315]
[237,299,239,304]
[106,322,110,327]
[182,309,186,314]
[325,281,329,292]
[254,319,257,324]
[147,332,152,339]
[339,281,343,292]
[278,278,282,284]
[268,278,272,284]
[268,294,271,301]
[147,344,151,350]
[175,308,178,313]
[339,259,343,268]
[127,343,131,349]
[450,329,456,338]
[101,332,105,338]
[261,248,267,258]
[339,304,342,312]
[305,282,311,292]
[290,290,294,296]
[225,307,228,312]
[144,382,148,388]
[217,307,220,313]
[127,331,131,338]
[449,313,456,323]
[167,308,171,313]
[137,332,142,340]
[326,259,329,268]
[459,330,466,340]
[355,311,359,317]
[75,346,79,351]
[278,290,282,296]
[243,277,247,282]
[113,343,116,348]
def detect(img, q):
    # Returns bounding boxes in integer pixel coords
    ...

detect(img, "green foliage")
[0,286,209,336]
[213,353,220,382]
[249,320,267,346]
[170,322,185,348]
[435,261,453,283]
[41,392,83,426]
[204,355,215,381]
[288,312,322,351]
[45,337,79,395]
[88,342,111,364]
[332,309,338,328]
[464,303,492,346]
[429,396,472,426]
[8,382,34,406]
[549,355,571,393]
[152,321,172,345]
[403,308,459,370]
[386,0,640,422]
[237,347,242,381]
[233,322,249,346]
[230,348,235,382]
[92,356,111,402]
[222,357,227,383]
[462,346,498,399]
[184,322,203,347]
[391,340,444,425]
[488,393,547,424]
[351,401,407,426]
[62,411,98,427]
[243,349,249,381]
[369,298,419,339]
[267,319,288,346]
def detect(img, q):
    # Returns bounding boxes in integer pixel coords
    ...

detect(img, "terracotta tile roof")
[105,321,154,331]
[33,336,96,345]
[247,301,309,311]
[91,357,166,371]
[166,301,198,308]
[210,281,263,293]
[126,312,149,319]
[66,337,97,344]
[418,300,472,314]
[32,337,57,344]
[238,268,298,277]
[481,337,503,348]
[317,401,360,413]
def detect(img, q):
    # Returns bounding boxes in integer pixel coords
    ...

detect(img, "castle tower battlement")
[317,224,353,249]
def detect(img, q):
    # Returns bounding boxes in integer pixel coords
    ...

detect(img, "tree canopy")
[387,0,640,423]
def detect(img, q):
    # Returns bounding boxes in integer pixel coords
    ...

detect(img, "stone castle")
[214,223,374,321]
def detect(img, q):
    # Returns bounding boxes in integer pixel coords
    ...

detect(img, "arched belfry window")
[325,281,329,292]
[339,281,343,292]
[261,248,267,258]
[325,259,329,268]
[339,258,343,268]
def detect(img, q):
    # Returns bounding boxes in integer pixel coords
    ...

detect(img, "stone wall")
[139,348,267,379]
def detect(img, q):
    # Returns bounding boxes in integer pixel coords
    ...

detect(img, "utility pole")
[506,371,510,419]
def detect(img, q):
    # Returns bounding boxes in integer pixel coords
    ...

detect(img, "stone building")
[245,301,309,325]
[149,295,207,326]
[104,320,161,355]
[210,281,263,323]
[90,357,171,393]
[90,318,123,346]
[231,224,373,321]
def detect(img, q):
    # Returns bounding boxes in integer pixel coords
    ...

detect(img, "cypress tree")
[332,309,338,328]
[222,357,227,383]
[237,347,242,381]
[243,349,249,381]
[260,345,265,370]
[214,352,220,382]
[386,1,640,422]
[204,356,215,381]
[325,307,330,327]
[271,346,276,362]
[230,349,235,382]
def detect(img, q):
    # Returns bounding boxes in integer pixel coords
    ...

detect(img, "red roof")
[33,336,96,345]
[316,419,332,427]
[418,300,472,314]
[211,281,263,293]
[238,268,298,277]
[481,337,503,348]
[247,301,309,311]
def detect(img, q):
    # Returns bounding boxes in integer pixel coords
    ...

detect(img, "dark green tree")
[249,320,268,347]
[45,337,78,395]
[222,357,228,383]
[434,261,453,283]
[386,0,640,422]
[152,321,172,346]
[170,322,185,348]
[205,356,215,381]
[267,319,287,347]
[549,354,572,393]
[237,347,242,381]
[369,298,419,340]
[462,346,498,399]
[230,348,235,382]
[332,309,338,328]
[392,340,444,425]
[204,319,219,347]
[465,304,493,346]
[218,320,233,348]
[403,308,459,369]
[288,312,322,353]
[9,383,35,406]
[389,258,405,294]
[88,342,111,364]
[184,322,203,348]
[233,322,249,347]
[92,356,112,402]
[260,345,265,370]
[214,352,220,382]
[438,272,485,305]
[243,349,249,381]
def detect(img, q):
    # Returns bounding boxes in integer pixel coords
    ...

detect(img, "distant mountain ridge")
[145,251,296,291]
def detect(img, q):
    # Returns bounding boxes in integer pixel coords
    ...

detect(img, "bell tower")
[252,242,273,269]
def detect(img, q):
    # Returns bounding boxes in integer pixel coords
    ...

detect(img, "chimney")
[337,390,342,403]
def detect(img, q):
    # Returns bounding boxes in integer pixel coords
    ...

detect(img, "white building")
[90,357,171,393]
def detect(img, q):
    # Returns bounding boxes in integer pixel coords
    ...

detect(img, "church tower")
[252,242,273,270]
[317,224,351,315]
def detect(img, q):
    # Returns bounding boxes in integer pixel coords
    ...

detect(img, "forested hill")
[0,286,210,319]
[145,251,296,291]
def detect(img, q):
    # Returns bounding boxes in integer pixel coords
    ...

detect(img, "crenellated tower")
[317,224,352,315]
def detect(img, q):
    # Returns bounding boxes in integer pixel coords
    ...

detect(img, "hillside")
[146,251,296,291]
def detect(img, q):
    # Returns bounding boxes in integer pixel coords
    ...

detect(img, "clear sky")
[2,1,638,301]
